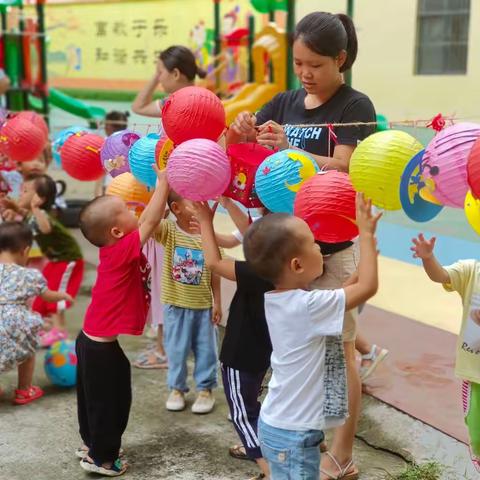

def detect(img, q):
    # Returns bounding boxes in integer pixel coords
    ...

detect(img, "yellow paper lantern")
[464,190,480,236]
[106,172,153,215]
[350,130,423,210]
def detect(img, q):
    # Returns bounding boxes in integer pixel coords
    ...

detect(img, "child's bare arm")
[410,234,450,284]
[211,273,222,325]
[31,195,52,234]
[344,194,381,311]
[138,166,169,246]
[41,289,74,304]
[191,202,236,282]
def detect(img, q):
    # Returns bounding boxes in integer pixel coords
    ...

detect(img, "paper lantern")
[0,114,46,162]
[399,150,443,223]
[155,135,174,170]
[52,126,86,166]
[162,86,226,145]
[294,171,358,243]
[128,133,159,188]
[255,149,318,214]
[350,130,423,210]
[61,132,104,181]
[465,191,480,236]
[223,143,273,208]
[101,129,140,178]
[422,123,480,208]
[167,138,230,201]
[14,111,49,142]
[467,137,480,199]
[106,172,153,214]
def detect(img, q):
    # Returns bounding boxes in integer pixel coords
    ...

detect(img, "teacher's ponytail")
[294,12,358,72]
[336,13,358,72]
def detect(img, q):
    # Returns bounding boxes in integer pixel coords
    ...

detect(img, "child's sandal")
[12,385,44,405]
[80,457,127,477]
[75,446,124,460]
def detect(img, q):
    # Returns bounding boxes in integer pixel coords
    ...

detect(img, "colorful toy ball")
[167,138,231,201]
[294,171,358,243]
[106,172,153,214]
[422,122,480,208]
[0,114,47,162]
[223,143,273,208]
[350,130,423,211]
[255,149,319,214]
[61,132,104,181]
[467,137,480,199]
[44,340,77,387]
[52,126,86,166]
[162,86,226,145]
[155,135,174,170]
[101,129,140,178]
[465,190,480,236]
[128,133,159,188]
[14,111,49,142]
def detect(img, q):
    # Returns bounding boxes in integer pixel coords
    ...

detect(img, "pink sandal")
[13,385,44,405]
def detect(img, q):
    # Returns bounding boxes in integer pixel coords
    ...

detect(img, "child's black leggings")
[75,331,131,464]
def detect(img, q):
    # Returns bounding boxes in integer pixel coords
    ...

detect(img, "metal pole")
[247,14,255,83]
[286,0,295,90]
[344,0,354,87]
[36,0,49,123]
[213,0,221,92]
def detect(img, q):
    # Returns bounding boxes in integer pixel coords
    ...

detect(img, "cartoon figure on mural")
[172,247,204,286]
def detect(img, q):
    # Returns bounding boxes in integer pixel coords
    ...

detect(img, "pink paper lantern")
[422,122,480,208]
[167,138,231,201]
[467,137,480,199]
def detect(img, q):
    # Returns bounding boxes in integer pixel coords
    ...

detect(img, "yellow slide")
[224,24,287,125]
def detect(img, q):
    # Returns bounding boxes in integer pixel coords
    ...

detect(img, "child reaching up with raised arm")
[75,165,168,477]
[411,233,480,472]
[192,201,272,480]
[0,222,73,405]
[242,193,380,480]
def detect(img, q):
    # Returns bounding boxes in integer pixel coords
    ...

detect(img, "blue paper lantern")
[255,149,319,213]
[128,133,159,188]
[44,340,77,388]
[52,126,87,166]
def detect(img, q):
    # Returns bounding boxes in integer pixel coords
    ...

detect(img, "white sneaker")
[166,389,185,411]
[192,390,215,414]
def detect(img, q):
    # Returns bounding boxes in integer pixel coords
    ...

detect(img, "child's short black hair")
[105,111,129,133]
[0,222,33,253]
[243,213,302,284]
[26,174,57,211]
[79,195,122,247]
[167,190,183,210]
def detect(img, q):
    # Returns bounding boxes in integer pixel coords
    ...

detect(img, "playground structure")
[0,0,105,125]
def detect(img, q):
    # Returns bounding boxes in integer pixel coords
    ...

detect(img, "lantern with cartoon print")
[223,143,273,208]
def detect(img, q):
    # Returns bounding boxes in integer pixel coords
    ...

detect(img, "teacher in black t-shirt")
[228,11,381,479]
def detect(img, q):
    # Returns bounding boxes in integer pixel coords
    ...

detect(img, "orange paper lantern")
[106,172,153,215]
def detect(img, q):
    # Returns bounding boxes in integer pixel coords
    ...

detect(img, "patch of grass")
[393,461,443,480]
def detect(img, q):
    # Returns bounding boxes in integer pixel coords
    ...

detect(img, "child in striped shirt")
[154,190,221,414]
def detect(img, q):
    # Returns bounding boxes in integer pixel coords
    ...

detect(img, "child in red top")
[75,166,169,477]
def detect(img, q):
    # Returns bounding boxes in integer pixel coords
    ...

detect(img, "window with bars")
[415,0,471,75]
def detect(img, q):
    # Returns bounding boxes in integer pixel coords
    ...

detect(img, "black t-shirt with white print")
[220,261,273,373]
[255,85,376,254]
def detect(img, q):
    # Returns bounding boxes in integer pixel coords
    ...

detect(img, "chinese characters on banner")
[93,18,168,66]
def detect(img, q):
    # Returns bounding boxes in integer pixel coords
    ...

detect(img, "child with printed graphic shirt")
[411,233,480,472]
[74,166,168,477]
[154,190,221,415]
[243,194,380,480]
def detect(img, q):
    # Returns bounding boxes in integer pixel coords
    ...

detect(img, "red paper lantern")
[14,111,49,142]
[294,171,358,243]
[0,114,46,162]
[223,143,273,208]
[162,86,226,145]
[61,132,104,181]
[467,137,480,198]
